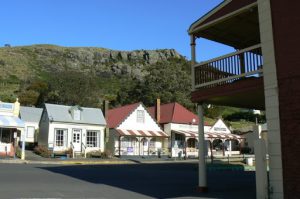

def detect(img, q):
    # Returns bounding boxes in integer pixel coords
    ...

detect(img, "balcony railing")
[193,44,263,90]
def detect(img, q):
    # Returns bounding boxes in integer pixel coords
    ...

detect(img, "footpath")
[0,150,256,171]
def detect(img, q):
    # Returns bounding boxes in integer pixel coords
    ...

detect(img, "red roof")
[107,103,140,128]
[148,102,202,125]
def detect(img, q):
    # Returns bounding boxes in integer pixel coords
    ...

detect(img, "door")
[72,129,82,152]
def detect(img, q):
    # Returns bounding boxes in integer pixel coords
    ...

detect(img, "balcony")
[191,44,265,110]
[193,44,262,90]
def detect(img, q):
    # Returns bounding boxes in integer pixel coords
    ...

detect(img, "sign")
[0,103,14,112]
[214,127,227,132]
[127,147,133,153]
[13,132,17,139]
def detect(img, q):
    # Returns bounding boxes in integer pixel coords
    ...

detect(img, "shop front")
[0,100,25,157]
[113,129,169,156]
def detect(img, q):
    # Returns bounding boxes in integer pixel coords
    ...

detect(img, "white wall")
[118,104,162,131]
[24,122,39,143]
[209,119,231,134]
[48,122,105,152]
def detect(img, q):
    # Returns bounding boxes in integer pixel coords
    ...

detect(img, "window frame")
[54,128,68,147]
[136,110,145,123]
[86,130,100,148]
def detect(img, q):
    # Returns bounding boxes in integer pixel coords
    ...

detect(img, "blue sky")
[0,0,233,61]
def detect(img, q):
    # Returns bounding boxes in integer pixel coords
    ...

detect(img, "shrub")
[101,150,113,159]
[86,150,102,158]
[15,146,22,158]
[34,145,52,158]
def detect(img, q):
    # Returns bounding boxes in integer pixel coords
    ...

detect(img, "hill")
[0,44,192,109]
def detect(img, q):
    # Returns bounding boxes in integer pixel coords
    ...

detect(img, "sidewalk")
[0,150,256,171]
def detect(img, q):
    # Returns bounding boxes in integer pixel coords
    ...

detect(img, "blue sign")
[127,147,134,153]
[0,103,14,111]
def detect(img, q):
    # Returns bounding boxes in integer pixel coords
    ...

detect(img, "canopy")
[0,115,25,128]
[116,129,168,137]
[172,130,244,140]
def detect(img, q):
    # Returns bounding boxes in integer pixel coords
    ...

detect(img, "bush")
[101,150,113,159]
[34,145,52,158]
[15,146,22,158]
[86,150,102,158]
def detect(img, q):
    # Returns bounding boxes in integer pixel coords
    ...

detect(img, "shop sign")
[127,147,133,153]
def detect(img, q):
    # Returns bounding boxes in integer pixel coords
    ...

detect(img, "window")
[136,110,145,123]
[86,130,99,147]
[27,126,35,138]
[55,129,67,147]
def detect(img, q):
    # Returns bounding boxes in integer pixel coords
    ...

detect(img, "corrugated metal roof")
[45,103,106,125]
[107,103,140,128]
[148,102,203,125]
[20,106,43,123]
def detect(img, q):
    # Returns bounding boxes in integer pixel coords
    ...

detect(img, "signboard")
[127,147,133,153]
[13,132,17,139]
[0,103,14,112]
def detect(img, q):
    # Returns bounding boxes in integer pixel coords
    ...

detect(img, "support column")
[197,104,207,192]
[190,35,196,91]
[118,136,122,157]
[21,129,25,160]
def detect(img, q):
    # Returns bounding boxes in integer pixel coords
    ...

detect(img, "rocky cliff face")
[0,45,183,80]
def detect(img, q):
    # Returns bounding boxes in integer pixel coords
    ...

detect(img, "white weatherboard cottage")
[106,103,168,156]
[39,103,106,156]
[19,106,43,144]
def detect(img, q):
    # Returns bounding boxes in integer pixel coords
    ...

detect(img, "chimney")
[155,99,160,123]
[102,100,110,144]
[102,100,109,119]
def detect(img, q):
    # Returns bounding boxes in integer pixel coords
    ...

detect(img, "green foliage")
[114,57,194,110]
[45,70,102,107]
[224,111,266,123]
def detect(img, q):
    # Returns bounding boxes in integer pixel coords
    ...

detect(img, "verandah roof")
[116,129,169,137]
[172,130,244,140]
[0,115,25,128]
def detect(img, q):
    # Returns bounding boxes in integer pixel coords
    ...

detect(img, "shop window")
[27,126,35,138]
[55,129,67,147]
[86,130,100,147]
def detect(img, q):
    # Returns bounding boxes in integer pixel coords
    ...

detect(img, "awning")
[0,115,25,128]
[172,130,244,140]
[116,129,169,137]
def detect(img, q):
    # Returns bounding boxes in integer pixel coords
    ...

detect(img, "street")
[0,162,255,199]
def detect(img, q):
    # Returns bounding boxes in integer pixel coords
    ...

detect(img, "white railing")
[70,142,75,159]
[193,44,263,89]
[81,142,87,158]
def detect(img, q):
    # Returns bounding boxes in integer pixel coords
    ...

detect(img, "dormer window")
[69,105,82,121]
[137,110,145,123]
[73,109,81,120]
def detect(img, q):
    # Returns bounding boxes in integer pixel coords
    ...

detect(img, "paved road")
[0,162,255,199]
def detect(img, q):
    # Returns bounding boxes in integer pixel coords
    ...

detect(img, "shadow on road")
[38,163,256,199]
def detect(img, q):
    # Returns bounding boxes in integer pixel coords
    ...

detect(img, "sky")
[0,0,233,61]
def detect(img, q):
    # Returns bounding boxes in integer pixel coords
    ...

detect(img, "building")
[0,99,25,157]
[106,102,168,156]
[148,101,243,158]
[39,103,106,156]
[19,106,43,146]
[188,0,297,197]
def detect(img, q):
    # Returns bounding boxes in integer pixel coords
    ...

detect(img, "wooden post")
[210,141,213,163]
[191,35,196,91]
[119,136,122,157]
[197,104,207,192]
